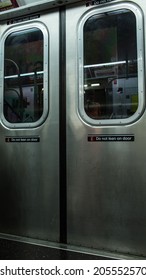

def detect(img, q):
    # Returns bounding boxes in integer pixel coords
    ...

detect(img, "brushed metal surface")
[0,0,146,259]
[0,10,60,242]
[66,1,146,257]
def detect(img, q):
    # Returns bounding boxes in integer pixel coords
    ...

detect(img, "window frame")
[78,2,145,126]
[1,21,49,129]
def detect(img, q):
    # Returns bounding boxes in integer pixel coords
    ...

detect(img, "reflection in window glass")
[4,28,44,123]
[84,10,138,120]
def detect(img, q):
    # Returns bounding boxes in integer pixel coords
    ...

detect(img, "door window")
[3,24,48,128]
[79,5,144,125]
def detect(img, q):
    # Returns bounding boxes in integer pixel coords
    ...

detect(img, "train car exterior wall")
[0,0,146,259]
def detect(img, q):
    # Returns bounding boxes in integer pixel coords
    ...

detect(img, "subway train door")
[0,10,60,241]
[66,2,146,256]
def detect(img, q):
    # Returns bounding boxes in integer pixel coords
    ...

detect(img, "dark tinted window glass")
[84,10,138,120]
[4,28,44,123]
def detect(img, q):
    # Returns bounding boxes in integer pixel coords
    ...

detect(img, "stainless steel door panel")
[66,2,146,256]
[0,10,59,241]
